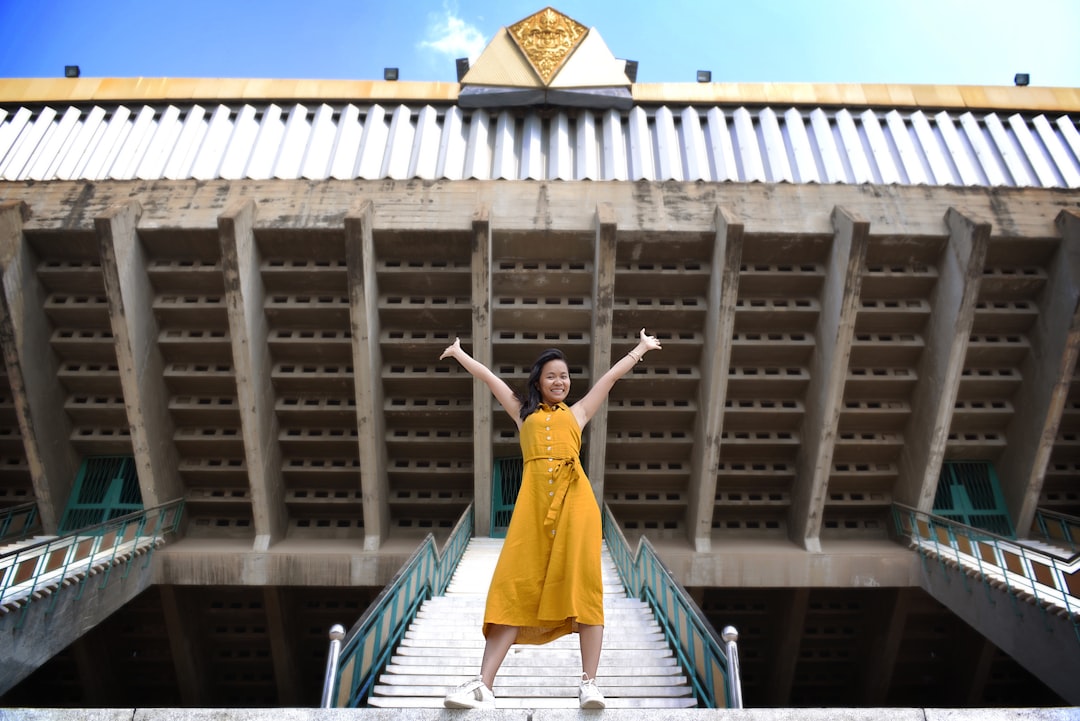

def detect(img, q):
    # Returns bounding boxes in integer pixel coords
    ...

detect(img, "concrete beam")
[219,200,287,550]
[0,201,79,531]
[96,201,183,506]
[894,207,990,510]
[8,180,1075,241]
[860,588,911,705]
[262,587,300,706]
[766,587,808,705]
[346,201,391,550]
[686,206,743,552]
[790,206,869,552]
[159,585,209,706]
[998,209,1080,533]
[586,204,617,504]
[470,205,493,536]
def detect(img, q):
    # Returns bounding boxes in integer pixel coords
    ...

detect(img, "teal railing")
[324,503,474,708]
[0,498,184,625]
[1031,508,1080,554]
[0,502,40,543]
[891,503,1080,640]
[602,504,739,708]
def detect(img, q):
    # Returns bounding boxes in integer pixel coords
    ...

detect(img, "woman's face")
[537,359,571,406]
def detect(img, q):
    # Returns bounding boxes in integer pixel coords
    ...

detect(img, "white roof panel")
[0,101,1075,188]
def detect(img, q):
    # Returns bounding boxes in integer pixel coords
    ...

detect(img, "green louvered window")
[932,460,1014,538]
[490,457,523,539]
[58,456,143,534]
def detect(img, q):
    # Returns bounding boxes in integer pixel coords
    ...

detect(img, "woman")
[441,328,662,710]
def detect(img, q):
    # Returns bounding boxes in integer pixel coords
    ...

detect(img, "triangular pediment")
[461,6,631,90]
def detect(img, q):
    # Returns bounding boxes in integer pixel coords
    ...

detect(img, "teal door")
[490,457,523,538]
[59,457,143,533]
[932,461,1014,537]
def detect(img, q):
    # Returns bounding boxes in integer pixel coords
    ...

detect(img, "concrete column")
[895,208,990,510]
[586,204,617,504]
[345,201,390,550]
[861,588,910,704]
[219,200,287,550]
[789,206,869,552]
[686,206,743,552]
[997,209,1080,533]
[160,585,208,706]
[97,201,183,507]
[470,205,493,536]
[71,633,114,706]
[0,201,79,532]
[766,587,808,705]
[262,587,300,705]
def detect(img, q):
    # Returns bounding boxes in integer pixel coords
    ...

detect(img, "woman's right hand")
[440,337,462,361]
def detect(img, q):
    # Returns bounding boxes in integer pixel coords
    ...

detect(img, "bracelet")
[627,350,643,363]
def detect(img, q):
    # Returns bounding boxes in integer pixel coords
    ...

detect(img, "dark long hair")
[517,348,568,421]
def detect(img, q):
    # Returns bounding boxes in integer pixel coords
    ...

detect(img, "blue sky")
[0,0,1077,87]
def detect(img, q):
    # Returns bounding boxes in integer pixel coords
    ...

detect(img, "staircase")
[369,536,697,709]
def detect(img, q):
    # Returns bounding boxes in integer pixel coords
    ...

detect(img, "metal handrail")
[1031,508,1080,554]
[891,503,1080,631]
[602,503,741,709]
[0,501,39,542]
[322,503,474,708]
[0,499,185,622]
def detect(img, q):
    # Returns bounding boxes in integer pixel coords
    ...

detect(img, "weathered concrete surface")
[916,555,1080,705]
[0,707,1077,721]
[0,550,156,694]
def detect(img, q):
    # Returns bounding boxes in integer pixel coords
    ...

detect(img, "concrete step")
[368,536,697,709]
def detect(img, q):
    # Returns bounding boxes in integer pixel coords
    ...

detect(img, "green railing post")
[602,503,741,708]
[324,503,474,708]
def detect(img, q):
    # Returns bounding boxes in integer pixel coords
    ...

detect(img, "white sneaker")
[444,676,496,709]
[579,673,606,709]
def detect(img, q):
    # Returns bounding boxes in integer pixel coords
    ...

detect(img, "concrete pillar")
[766,587,808,705]
[470,205,493,536]
[686,206,743,552]
[895,208,990,510]
[586,204,617,504]
[789,206,869,552]
[219,200,287,550]
[997,209,1080,533]
[160,585,208,706]
[97,201,183,507]
[0,201,79,532]
[345,201,390,550]
[861,588,910,704]
[262,587,300,705]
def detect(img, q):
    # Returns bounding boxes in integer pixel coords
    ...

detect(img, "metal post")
[320,624,346,708]
[722,625,743,709]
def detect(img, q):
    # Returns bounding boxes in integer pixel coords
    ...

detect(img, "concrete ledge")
[1,708,1078,721]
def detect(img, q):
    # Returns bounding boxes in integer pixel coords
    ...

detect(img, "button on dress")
[482,402,604,644]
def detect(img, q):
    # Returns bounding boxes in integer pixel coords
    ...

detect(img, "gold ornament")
[508,7,588,86]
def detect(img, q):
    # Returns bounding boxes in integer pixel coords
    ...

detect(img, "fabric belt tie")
[528,455,578,535]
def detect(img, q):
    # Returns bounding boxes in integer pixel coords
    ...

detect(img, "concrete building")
[1,6,1078,710]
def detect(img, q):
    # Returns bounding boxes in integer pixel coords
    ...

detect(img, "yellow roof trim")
[1,77,1077,112]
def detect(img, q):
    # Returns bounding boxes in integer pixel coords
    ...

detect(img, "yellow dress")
[482,402,605,644]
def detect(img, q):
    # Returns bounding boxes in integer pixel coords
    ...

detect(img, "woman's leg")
[578,623,604,679]
[480,624,518,688]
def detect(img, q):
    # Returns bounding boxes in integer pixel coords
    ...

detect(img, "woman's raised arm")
[440,338,523,428]
[571,328,662,429]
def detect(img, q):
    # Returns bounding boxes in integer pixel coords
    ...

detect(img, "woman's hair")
[517,348,568,420]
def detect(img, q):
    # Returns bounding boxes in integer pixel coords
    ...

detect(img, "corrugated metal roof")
[0,102,1077,187]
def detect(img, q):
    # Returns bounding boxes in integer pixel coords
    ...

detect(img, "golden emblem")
[508,7,588,85]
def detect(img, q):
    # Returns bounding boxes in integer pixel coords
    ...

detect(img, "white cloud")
[418,4,487,63]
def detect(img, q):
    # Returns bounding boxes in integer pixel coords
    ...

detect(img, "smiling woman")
[438,328,661,709]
